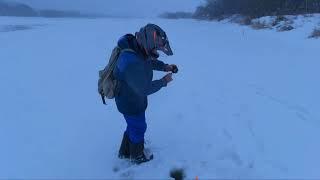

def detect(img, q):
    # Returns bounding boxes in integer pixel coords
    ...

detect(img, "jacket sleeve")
[151,59,167,71]
[124,61,167,97]
[147,79,167,95]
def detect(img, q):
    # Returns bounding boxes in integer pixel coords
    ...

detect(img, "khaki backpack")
[98,46,135,105]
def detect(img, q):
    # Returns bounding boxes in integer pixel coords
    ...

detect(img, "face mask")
[149,49,160,59]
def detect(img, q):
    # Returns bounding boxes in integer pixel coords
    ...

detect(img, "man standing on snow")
[113,24,178,164]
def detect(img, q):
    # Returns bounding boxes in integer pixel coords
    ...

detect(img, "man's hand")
[165,64,179,74]
[162,73,173,84]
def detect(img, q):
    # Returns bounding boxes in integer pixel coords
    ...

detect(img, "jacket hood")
[117,34,134,49]
[117,34,147,59]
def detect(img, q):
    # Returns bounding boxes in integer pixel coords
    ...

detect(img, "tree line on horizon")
[194,0,320,19]
[0,1,103,18]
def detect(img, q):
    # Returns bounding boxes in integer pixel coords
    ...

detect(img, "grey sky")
[9,0,204,17]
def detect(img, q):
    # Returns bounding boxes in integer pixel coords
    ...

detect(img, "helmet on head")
[135,24,173,58]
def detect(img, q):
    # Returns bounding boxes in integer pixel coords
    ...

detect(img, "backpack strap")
[121,48,136,54]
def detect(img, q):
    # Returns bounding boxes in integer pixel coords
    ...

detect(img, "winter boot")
[118,132,130,159]
[129,141,153,164]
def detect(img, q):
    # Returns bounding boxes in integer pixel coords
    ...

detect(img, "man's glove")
[165,64,179,74]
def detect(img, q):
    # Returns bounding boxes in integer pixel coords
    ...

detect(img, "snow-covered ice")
[0,16,320,179]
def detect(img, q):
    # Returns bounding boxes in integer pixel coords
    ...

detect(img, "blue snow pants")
[123,112,147,144]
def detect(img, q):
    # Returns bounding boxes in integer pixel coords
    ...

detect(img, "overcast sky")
[8,0,204,17]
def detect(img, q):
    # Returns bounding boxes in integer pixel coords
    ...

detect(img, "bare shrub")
[277,19,295,32]
[277,24,294,32]
[272,15,288,26]
[239,16,253,25]
[309,27,320,38]
[242,17,253,25]
[251,20,270,30]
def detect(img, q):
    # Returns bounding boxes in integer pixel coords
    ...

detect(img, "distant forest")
[159,11,193,19]
[194,0,320,19]
[0,0,103,18]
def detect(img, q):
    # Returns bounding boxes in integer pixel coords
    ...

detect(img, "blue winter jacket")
[113,34,168,115]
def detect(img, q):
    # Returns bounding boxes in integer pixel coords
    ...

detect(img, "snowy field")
[1,16,320,179]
